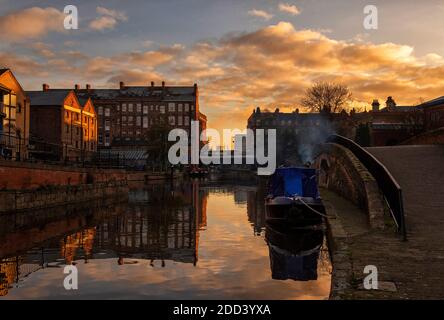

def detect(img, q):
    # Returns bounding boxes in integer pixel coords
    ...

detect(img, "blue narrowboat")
[265,167,325,226]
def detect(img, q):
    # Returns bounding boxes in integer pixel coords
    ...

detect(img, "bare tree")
[301,82,352,113]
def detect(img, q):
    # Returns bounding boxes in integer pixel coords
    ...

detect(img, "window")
[98,106,103,115]
[137,103,142,113]
[128,104,134,112]
[168,116,175,125]
[136,116,141,126]
[128,116,133,123]
[136,129,141,136]
[168,103,175,112]
[143,116,148,128]
[178,116,183,126]
[10,94,16,107]
[117,104,120,111]
[160,105,165,113]
[105,120,110,131]
[105,108,110,117]
[76,127,80,135]
[122,104,127,112]
[184,116,190,126]
[150,105,154,111]
[178,104,183,112]
[191,104,195,111]
[143,105,148,114]
[105,135,110,146]
[98,134,103,144]
[184,103,189,112]
[65,124,70,133]
[75,141,79,148]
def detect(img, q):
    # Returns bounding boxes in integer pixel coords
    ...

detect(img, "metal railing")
[326,134,407,240]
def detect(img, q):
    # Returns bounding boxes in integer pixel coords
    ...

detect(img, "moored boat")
[265,167,325,226]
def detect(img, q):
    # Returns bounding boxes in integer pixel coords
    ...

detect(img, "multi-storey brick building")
[48,81,207,166]
[27,86,97,161]
[0,69,30,160]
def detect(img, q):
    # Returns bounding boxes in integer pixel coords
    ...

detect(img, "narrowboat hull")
[265,196,324,226]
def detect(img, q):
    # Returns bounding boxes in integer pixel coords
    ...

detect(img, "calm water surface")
[0,181,331,299]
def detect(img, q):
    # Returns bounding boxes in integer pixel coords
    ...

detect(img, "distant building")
[27,87,97,161]
[417,96,444,131]
[370,97,423,146]
[46,81,207,165]
[0,69,30,160]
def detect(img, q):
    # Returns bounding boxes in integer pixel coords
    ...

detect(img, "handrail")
[326,134,407,240]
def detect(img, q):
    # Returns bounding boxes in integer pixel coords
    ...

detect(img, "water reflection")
[0,180,331,299]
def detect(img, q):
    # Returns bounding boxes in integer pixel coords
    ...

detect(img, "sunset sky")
[1,0,444,132]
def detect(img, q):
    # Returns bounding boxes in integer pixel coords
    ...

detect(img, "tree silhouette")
[301,82,352,113]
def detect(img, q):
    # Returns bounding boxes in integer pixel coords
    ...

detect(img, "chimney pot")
[42,83,49,91]
[75,84,80,90]
[151,81,155,87]
[120,81,125,90]
[162,81,165,87]
[86,84,91,90]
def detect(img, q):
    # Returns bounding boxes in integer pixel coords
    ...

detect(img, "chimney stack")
[162,81,165,87]
[74,84,80,90]
[120,81,125,90]
[86,84,91,91]
[151,81,155,87]
[372,99,380,112]
[42,83,49,91]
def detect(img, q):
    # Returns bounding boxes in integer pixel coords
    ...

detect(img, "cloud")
[248,9,273,21]
[89,6,127,31]
[278,3,301,16]
[0,7,65,41]
[4,21,444,132]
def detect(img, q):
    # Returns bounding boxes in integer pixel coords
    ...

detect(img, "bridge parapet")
[314,143,385,229]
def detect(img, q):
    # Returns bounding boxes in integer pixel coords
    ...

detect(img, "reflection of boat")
[265,167,325,226]
[266,221,324,281]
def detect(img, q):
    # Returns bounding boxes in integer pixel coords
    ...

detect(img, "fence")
[326,134,407,240]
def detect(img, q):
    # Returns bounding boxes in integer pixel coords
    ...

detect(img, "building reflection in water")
[0,180,208,297]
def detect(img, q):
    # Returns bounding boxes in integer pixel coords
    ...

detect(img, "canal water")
[0,180,331,299]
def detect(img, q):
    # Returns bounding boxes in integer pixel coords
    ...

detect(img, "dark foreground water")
[0,181,331,299]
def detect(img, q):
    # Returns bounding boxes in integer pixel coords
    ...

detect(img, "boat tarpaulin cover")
[268,167,320,199]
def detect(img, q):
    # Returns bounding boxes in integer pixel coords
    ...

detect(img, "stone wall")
[0,159,127,190]
[0,181,128,213]
[314,143,385,229]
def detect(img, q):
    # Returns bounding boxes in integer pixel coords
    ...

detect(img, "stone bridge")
[315,141,444,299]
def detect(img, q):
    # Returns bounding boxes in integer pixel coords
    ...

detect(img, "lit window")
[128,104,134,112]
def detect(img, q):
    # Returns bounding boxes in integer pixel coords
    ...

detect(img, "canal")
[0,180,331,299]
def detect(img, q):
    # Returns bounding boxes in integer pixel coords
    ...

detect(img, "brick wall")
[0,159,127,190]
[401,127,444,145]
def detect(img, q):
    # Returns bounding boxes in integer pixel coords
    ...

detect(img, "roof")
[379,106,416,112]
[26,90,72,106]
[0,69,9,76]
[64,86,196,102]
[419,96,444,108]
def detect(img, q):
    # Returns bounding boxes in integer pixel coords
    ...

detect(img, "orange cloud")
[0,7,64,41]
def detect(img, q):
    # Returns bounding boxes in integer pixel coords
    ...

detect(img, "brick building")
[418,96,444,131]
[27,86,97,161]
[0,69,30,160]
[369,97,423,146]
[45,81,207,166]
